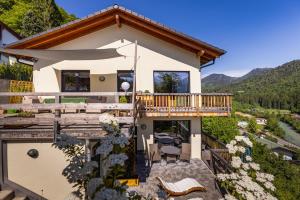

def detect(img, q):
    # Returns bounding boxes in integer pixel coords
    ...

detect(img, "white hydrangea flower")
[224,194,237,200]
[264,181,276,191]
[238,146,246,153]
[99,113,118,125]
[242,163,250,171]
[245,155,252,162]
[240,170,248,176]
[231,156,242,169]
[249,162,260,171]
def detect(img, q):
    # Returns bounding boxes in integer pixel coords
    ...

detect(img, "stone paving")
[129,153,222,200]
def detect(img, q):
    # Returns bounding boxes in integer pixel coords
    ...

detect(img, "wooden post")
[85,139,91,162]
[132,40,138,120]
[53,95,61,142]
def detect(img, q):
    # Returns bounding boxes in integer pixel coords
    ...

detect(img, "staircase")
[0,185,27,200]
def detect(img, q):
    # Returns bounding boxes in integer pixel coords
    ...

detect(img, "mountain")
[205,60,300,112]
[202,74,237,91]
[236,68,272,82]
[202,68,271,91]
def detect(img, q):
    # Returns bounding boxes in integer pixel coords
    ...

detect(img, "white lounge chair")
[156,177,206,197]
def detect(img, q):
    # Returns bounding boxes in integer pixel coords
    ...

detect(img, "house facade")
[0,21,21,64]
[0,5,231,200]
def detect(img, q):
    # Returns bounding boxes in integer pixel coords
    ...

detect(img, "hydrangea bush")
[54,114,149,200]
[217,136,277,200]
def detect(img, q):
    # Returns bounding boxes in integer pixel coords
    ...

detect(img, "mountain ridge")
[202,60,300,112]
[202,67,272,91]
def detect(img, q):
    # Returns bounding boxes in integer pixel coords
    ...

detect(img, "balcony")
[136,93,232,117]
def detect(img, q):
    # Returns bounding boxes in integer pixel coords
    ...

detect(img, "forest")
[0,0,76,37]
[204,60,300,113]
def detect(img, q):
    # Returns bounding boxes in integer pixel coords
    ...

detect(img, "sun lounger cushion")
[156,177,206,196]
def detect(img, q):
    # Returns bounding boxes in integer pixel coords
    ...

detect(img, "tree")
[21,0,63,37]
[0,0,76,36]
[202,116,239,143]
[248,118,258,134]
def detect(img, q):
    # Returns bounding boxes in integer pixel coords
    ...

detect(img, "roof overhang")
[6,5,225,65]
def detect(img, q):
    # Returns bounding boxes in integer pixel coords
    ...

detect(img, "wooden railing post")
[54,94,61,142]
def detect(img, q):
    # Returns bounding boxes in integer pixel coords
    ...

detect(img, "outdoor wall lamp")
[99,76,106,81]
[27,149,39,159]
[141,124,147,130]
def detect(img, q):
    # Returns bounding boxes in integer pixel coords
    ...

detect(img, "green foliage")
[0,63,32,81]
[0,0,77,37]
[202,116,239,143]
[247,118,258,134]
[252,142,300,200]
[266,117,285,138]
[280,115,300,133]
[119,96,128,103]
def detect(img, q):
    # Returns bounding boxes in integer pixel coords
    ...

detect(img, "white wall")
[7,142,75,200]
[33,24,201,93]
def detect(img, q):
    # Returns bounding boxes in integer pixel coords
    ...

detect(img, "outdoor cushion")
[156,177,206,197]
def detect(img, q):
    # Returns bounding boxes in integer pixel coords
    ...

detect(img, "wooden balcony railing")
[136,93,232,117]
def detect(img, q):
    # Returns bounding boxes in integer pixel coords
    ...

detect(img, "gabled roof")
[0,21,22,40]
[6,5,225,64]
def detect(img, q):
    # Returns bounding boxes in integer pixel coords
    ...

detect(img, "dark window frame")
[153,120,191,143]
[153,70,191,93]
[61,70,90,92]
[117,70,134,92]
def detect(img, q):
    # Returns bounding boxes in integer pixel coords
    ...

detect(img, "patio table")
[160,145,180,156]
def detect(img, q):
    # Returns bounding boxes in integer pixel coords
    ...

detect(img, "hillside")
[202,74,237,91]
[206,60,300,112]
[202,68,271,91]
[0,0,76,37]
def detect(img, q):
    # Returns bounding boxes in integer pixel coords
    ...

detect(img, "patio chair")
[166,155,177,164]
[156,177,206,197]
[180,143,191,162]
[149,143,161,166]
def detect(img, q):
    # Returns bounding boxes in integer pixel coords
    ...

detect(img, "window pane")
[117,71,133,92]
[62,71,90,92]
[154,71,190,93]
[153,120,191,143]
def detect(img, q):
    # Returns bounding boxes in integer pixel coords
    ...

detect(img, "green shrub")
[0,63,32,81]
[119,96,128,103]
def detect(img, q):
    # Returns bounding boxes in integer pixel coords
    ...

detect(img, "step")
[12,197,27,200]
[0,190,14,200]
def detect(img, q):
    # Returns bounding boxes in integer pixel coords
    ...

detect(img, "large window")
[117,70,134,92]
[61,70,90,92]
[154,120,191,144]
[154,71,190,93]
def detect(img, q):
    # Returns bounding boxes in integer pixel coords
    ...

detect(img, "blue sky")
[56,0,300,77]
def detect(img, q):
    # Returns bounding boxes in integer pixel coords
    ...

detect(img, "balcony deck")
[0,92,232,137]
[137,93,232,117]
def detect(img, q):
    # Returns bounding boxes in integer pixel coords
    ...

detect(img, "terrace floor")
[129,152,222,200]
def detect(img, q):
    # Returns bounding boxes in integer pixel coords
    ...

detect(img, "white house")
[0,21,21,64]
[0,5,231,199]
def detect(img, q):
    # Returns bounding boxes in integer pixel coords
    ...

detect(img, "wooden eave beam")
[115,14,121,28]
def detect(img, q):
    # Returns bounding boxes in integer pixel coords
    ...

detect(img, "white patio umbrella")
[0,48,123,61]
